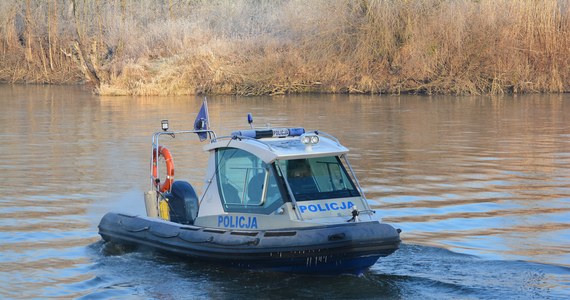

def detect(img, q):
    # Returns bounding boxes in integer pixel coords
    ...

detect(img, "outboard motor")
[164,181,199,224]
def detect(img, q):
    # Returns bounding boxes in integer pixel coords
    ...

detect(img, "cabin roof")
[203,135,349,163]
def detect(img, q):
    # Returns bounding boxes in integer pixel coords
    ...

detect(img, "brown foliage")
[1,0,569,95]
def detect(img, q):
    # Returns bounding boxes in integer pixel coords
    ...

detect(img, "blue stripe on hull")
[229,255,381,275]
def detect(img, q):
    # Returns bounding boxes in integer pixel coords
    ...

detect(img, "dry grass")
[1,0,569,95]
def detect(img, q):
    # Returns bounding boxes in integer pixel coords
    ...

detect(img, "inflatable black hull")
[98,213,401,274]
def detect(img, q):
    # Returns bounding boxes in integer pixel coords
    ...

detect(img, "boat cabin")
[149,126,376,230]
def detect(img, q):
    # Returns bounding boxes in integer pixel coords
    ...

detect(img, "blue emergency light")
[232,127,305,139]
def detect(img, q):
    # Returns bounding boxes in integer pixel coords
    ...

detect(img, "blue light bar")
[288,127,305,136]
[231,130,257,139]
[231,127,305,139]
[272,128,289,138]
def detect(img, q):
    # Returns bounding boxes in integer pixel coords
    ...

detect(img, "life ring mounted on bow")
[152,145,174,192]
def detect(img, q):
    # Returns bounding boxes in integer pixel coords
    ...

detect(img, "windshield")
[278,156,360,201]
[216,148,285,214]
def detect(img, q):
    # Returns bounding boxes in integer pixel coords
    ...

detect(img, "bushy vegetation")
[1,0,569,95]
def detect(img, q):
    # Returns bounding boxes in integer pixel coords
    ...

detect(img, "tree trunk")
[48,0,57,70]
[70,0,100,88]
[24,0,33,63]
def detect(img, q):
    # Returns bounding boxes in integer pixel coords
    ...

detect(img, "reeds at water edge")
[1,0,568,95]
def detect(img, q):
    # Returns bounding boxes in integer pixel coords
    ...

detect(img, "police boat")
[98,112,401,275]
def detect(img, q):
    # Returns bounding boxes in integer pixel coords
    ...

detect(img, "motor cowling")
[164,181,199,224]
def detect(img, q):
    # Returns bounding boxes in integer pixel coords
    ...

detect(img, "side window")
[216,148,284,214]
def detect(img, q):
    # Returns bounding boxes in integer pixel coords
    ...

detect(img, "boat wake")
[85,241,569,299]
[369,244,569,299]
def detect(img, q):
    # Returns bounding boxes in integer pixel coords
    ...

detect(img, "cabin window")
[216,148,285,213]
[278,156,360,201]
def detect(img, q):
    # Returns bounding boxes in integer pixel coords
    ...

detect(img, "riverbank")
[1,0,568,95]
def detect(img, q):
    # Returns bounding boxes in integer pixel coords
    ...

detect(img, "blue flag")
[194,98,209,141]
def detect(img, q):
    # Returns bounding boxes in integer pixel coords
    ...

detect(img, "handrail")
[341,154,372,212]
[152,129,217,143]
[213,135,276,152]
[312,130,342,146]
[214,130,344,153]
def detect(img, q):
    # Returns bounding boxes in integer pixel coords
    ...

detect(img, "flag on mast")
[194,97,209,141]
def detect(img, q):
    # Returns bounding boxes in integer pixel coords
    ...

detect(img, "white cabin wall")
[197,153,225,217]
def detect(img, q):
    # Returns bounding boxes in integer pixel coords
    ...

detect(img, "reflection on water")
[0,85,569,298]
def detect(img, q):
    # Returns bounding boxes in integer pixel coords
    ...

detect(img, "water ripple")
[1,88,569,298]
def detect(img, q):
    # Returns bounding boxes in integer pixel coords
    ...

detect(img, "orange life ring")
[152,145,174,192]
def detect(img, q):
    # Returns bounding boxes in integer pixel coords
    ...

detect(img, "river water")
[1,85,569,299]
